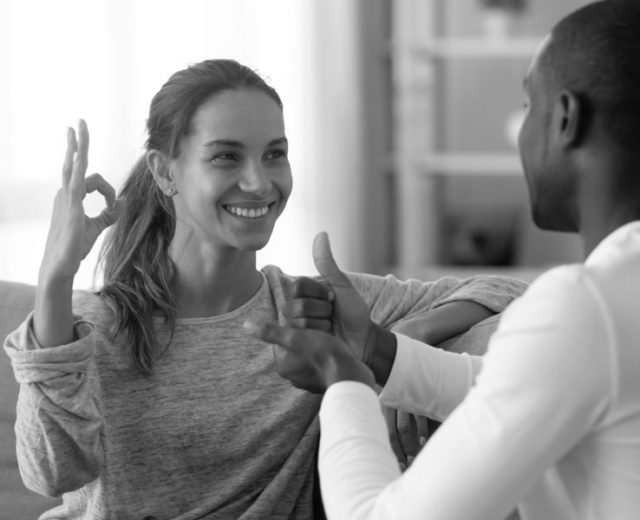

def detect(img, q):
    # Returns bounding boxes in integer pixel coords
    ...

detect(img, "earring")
[166,187,177,196]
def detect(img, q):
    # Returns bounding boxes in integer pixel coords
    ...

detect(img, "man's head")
[518,0,640,232]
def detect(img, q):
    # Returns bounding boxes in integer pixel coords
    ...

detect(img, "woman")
[3,59,525,519]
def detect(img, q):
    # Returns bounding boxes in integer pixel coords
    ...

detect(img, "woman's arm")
[4,315,103,496]
[34,121,121,348]
[390,300,495,346]
[3,121,122,496]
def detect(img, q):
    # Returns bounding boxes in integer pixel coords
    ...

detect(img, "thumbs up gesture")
[246,232,384,393]
[281,232,379,363]
[310,232,377,363]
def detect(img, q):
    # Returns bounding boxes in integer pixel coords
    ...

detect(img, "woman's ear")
[146,149,178,196]
[555,89,583,148]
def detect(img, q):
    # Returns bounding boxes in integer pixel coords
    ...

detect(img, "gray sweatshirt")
[3,266,526,519]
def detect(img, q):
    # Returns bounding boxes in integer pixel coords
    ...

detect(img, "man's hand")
[311,232,378,363]
[244,317,375,393]
[382,406,429,470]
[283,276,334,333]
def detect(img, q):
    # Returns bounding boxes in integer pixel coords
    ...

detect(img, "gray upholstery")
[0,281,61,518]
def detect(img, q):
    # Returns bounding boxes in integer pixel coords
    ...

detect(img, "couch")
[1,281,62,519]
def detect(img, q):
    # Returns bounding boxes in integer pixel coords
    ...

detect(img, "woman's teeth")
[226,205,270,219]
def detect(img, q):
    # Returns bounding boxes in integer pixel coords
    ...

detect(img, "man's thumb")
[312,232,350,289]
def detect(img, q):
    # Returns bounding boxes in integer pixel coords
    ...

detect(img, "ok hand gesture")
[39,120,123,284]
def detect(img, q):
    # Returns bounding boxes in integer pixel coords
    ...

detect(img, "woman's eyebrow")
[203,137,288,148]
[268,137,288,147]
[203,139,244,148]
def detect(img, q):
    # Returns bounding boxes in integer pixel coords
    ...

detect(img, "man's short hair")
[542,0,640,150]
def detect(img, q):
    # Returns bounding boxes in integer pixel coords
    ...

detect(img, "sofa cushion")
[1,280,61,517]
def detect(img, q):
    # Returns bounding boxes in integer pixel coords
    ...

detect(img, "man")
[245,1,640,518]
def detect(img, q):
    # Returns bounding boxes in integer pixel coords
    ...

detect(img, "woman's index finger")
[71,119,90,185]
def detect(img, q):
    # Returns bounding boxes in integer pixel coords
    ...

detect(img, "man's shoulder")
[505,262,602,329]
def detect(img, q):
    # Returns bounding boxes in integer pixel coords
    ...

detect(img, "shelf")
[416,152,523,175]
[401,37,543,59]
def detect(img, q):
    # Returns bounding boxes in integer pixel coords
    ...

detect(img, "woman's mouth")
[223,203,273,219]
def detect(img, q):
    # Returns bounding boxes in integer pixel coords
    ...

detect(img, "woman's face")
[170,89,292,253]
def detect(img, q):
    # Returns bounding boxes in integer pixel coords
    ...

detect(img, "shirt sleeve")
[319,266,612,520]
[3,313,103,497]
[347,272,527,330]
[379,333,482,422]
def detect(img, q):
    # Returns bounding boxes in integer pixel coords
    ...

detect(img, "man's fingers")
[397,411,419,458]
[288,318,332,333]
[284,297,333,320]
[383,406,408,466]
[312,231,352,290]
[289,276,334,300]
[244,318,297,350]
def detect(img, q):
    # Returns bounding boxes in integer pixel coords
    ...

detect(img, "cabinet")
[389,0,581,276]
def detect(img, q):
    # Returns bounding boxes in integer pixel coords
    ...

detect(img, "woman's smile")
[223,202,276,220]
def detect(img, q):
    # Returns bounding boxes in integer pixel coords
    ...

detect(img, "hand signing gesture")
[39,120,123,284]
[283,232,379,363]
[244,318,375,394]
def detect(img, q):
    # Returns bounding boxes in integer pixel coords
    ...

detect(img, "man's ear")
[555,89,583,148]
[146,149,177,195]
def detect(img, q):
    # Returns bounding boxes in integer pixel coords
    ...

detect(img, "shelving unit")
[409,36,541,59]
[390,0,543,271]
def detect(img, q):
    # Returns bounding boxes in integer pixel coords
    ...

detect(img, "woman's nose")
[238,161,271,196]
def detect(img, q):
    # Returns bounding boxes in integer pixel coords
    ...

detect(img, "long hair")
[98,59,283,374]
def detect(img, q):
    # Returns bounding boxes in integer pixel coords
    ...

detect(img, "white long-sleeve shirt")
[319,221,640,520]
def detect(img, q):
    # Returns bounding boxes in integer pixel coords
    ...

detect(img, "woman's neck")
[169,242,262,318]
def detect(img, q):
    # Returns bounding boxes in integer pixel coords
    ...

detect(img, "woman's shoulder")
[260,264,318,289]
[72,289,115,329]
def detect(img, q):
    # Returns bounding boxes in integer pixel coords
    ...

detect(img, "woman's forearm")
[392,301,495,346]
[34,274,75,348]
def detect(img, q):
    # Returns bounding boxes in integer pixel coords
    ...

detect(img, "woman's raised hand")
[39,120,123,284]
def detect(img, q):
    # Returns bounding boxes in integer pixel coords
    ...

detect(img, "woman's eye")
[265,149,288,161]
[210,152,239,165]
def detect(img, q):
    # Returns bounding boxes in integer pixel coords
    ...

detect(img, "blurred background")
[0,0,591,289]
